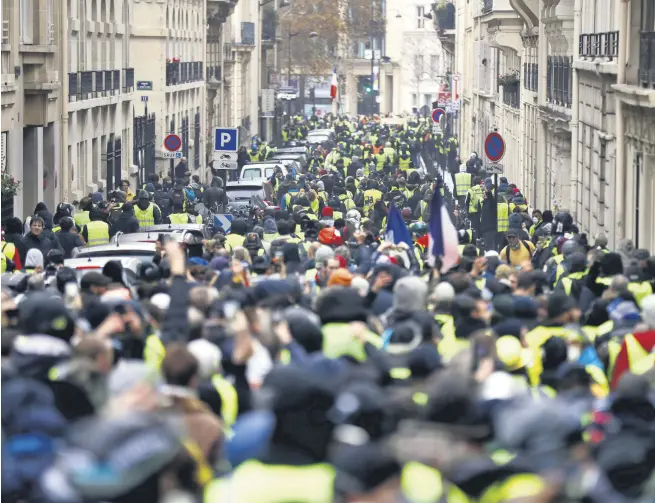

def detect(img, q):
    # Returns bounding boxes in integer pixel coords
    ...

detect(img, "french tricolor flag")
[427,185,459,272]
[330,67,338,101]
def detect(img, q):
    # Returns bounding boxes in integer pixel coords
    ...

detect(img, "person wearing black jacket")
[110,203,140,236]
[20,215,62,265]
[55,217,86,259]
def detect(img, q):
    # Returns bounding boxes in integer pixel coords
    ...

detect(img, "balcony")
[579,32,619,60]
[208,0,239,25]
[639,32,655,89]
[546,55,573,108]
[68,69,121,102]
[482,0,493,14]
[479,0,524,54]
[232,22,256,50]
[166,61,204,86]
[523,62,538,92]
[502,88,520,108]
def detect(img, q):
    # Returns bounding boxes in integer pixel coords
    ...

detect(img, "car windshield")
[241,167,276,179]
[226,187,263,201]
[307,134,330,143]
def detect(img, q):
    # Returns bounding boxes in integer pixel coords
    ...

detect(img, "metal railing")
[482,0,493,14]
[503,88,520,108]
[523,62,538,91]
[166,61,204,86]
[639,31,655,89]
[579,32,619,60]
[546,55,573,107]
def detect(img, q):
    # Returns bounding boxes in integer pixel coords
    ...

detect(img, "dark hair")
[276,219,291,236]
[30,216,45,227]
[517,272,536,290]
[60,217,74,230]
[161,343,199,387]
[4,217,23,234]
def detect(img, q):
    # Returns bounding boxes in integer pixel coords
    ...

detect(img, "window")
[424,94,432,107]
[417,6,425,29]
[414,54,424,71]
[430,55,440,76]
[20,0,34,44]
[411,93,418,107]
[643,0,655,31]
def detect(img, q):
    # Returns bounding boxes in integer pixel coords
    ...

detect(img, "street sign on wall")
[432,108,446,123]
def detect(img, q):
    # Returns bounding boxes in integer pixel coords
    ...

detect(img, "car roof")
[76,242,157,254]
[226,181,266,189]
[109,229,204,244]
[64,256,142,272]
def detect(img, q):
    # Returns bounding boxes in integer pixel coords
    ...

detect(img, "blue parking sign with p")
[214,128,238,152]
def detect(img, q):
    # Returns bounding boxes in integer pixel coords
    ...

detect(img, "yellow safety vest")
[333,210,343,220]
[0,252,6,273]
[212,374,239,430]
[169,213,190,224]
[225,233,246,252]
[363,189,382,215]
[454,172,471,197]
[479,473,546,503]
[85,221,110,246]
[134,204,155,228]
[1,241,17,263]
[627,281,653,307]
[204,460,335,503]
[560,271,586,296]
[467,185,484,213]
[497,202,509,232]
[74,210,90,227]
[525,325,583,385]
[144,334,166,370]
[398,156,411,169]
[401,462,471,503]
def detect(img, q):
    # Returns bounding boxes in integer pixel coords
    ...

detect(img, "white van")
[239,162,288,182]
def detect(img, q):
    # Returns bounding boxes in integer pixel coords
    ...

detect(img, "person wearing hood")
[20,215,62,265]
[555,252,588,301]
[225,218,248,253]
[262,217,279,242]
[110,202,140,236]
[133,189,162,229]
[81,208,111,246]
[56,217,86,258]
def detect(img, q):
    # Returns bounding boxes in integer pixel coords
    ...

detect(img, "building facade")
[2,0,62,217]
[1,0,213,219]
[455,0,655,250]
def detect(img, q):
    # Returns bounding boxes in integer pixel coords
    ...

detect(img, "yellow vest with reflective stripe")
[479,473,545,503]
[467,185,484,213]
[134,204,155,228]
[86,221,110,246]
[454,172,471,197]
[204,460,335,503]
[399,156,411,169]
[363,189,382,215]
[212,374,239,429]
[497,202,509,232]
[74,211,90,227]
[560,271,587,295]
[169,213,190,224]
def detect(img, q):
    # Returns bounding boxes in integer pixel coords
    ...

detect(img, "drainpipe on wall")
[537,0,548,210]
[60,1,69,202]
[614,0,629,244]
[570,0,581,226]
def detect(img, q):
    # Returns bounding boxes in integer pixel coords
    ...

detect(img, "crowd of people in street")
[2,112,655,503]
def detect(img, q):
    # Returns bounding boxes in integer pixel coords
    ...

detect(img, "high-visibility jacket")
[225,233,246,252]
[497,202,509,232]
[169,213,190,224]
[560,271,587,296]
[467,185,484,213]
[333,210,343,220]
[627,281,653,307]
[401,462,471,503]
[1,241,18,271]
[0,252,6,273]
[248,151,261,162]
[383,147,396,164]
[85,221,110,246]
[375,152,387,169]
[134,204,155,228]
[454,172,471,197]
[398,156,412,170]
[74,210,90,227]
[212,374,238,431]
[204,460,335,503]
[363,189,383,215]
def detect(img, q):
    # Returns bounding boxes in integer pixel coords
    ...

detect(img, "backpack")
[184,188,196,202]
[155,190,172,216]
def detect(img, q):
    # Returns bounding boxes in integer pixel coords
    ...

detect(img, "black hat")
[18,293,75,342]
[80,271,111,290]
[547,292,577,319]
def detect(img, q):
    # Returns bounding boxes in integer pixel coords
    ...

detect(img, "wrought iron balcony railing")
[639,31,655,89]
[579,32,619,60]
